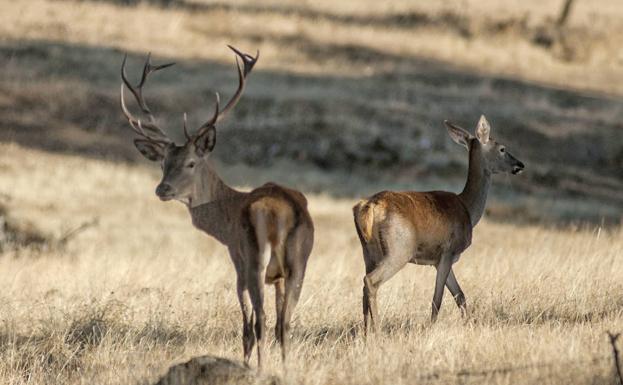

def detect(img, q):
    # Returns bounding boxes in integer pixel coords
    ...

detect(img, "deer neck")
[186,161,246,245]
[458,140,491,227]
[188,160,241,208]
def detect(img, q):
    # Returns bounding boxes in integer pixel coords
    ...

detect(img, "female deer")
[353,116,524,333]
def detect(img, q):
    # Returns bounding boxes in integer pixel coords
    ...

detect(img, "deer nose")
[512,161,525,175]
[155,183,174,200]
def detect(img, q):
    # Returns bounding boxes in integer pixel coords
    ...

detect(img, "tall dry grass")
[1,1,623,384]
[0,143,622,384]
[2,0,623,223]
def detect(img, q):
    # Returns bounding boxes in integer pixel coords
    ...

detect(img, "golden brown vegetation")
[3,0,623,92]
[1,0,623,384]
[0,144,622,384]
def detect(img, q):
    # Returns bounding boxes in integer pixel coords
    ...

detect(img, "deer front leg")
[431,255,453,322]
[445,267,467,317]
[236,276,255,366]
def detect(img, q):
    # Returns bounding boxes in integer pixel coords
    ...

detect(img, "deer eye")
[499,147,505,153]
[187,161,195,169]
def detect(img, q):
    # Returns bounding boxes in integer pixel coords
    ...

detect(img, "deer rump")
[242,183,309,284]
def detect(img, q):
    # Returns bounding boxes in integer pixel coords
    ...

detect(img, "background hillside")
[3,0,623,222]
[0,1,622,384]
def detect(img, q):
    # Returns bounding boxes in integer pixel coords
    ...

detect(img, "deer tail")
[353,200,375,243]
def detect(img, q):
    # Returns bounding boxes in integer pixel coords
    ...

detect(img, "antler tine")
[120,53,174,143]
[227,45,259,77]
[183,112,191,141]
[194,92,220,139]
[120,83,170,143]
[137,119,170,146]
[120,83,155,136]
[122,53,175,115]
[138,53,176,107]
[210,46,258,125]
[190,46,257,140]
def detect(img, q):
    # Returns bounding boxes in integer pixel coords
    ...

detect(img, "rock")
[154,355,280,385]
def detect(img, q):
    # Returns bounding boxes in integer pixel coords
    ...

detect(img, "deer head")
[120,46,259,204]
[444,115,524,175]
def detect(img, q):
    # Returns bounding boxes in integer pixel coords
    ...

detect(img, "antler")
[120,53,175,144]
[194,45,259,139]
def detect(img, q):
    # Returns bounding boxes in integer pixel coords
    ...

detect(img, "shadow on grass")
[1,38,622,225]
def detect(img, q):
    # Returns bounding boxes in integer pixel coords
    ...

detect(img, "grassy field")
[1,0,623,384]
[1,143,622,384]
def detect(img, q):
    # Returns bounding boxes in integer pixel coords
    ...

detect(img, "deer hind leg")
[236,277,255,366]
[362,217,412,335]
[247,256,267,371]
[362,257,377,336]
[363,258,406,334]
[354,210,379,336]
[279,224,312,364]
[445,267,467,317]
[363,224,411,335]
[274,278,285,345]
[431,254,453,322]
[269,216,290,349]
[244,210,271,371]
[280,267,304,363]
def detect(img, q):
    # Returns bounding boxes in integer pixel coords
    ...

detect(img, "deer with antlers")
[120,46,314,369]
[353,116,524,334]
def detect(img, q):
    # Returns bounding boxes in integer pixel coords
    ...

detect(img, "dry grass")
[1,1,623,384]
[2,0,623,220]
[2,0,623,93]
[0,143,622,384]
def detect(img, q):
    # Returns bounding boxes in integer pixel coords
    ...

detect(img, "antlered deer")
[120,46,314,369]
[353,116,524,334]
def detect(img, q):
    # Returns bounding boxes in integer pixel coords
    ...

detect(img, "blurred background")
[1,0,622,226]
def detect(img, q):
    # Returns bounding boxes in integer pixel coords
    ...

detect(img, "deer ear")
[134,139,165,161]
[444,120,471,150]
[476,115,490,144]
[194,126,216,156]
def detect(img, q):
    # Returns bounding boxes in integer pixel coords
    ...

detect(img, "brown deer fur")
[353,115,524,334]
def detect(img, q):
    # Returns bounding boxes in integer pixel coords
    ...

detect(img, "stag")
[120,46,314,369]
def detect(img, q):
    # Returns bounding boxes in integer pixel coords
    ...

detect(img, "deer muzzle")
[511,160,525,175]
[155,183,175,201]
